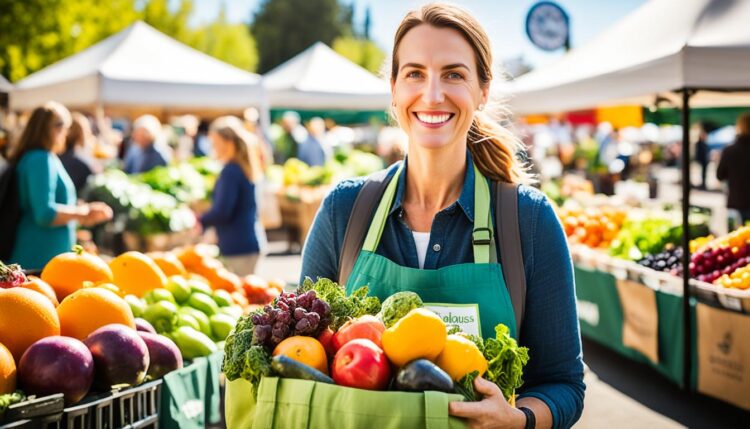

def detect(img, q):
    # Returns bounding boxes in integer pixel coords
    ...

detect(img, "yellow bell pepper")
[435,334,488,381]
[382,308,446,367]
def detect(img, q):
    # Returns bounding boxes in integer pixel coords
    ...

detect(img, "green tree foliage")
[0,0,138,81]
[251,0,344,73]
[0,0,259,82]
[190,8,258,72]
[333,37,386,75]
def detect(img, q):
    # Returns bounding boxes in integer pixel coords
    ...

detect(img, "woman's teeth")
[416,113,451,124]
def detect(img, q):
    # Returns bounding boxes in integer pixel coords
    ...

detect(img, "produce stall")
[266,150,384,247]
[551,191,750,409]
[85,157,221,253]
[0,243,284,428]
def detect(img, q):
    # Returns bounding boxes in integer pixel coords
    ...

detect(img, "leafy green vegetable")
[483,324,529,401]
[455,371,479,402]
[0,391,25,419]
[222,310,272,398]
[297,278,381,330]
[378,291,424,328]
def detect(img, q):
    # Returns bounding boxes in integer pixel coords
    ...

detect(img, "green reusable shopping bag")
[160,357,209,429]
[226,377,468,429]
[205,351,224,425]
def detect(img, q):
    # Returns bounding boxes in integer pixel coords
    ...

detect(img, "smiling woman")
[301,3,585,429]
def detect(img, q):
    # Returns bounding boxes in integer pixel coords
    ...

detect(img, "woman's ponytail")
[467,108,532,185]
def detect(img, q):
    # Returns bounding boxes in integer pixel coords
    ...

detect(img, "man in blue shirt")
[124,114,169,174]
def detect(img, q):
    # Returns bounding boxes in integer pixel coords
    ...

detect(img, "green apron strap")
[423,391,452,429]
[472,164,493,264]
[362,163,404,252]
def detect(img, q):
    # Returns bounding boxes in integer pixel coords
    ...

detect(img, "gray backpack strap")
[494,182,526,338]
[338,169,393,286]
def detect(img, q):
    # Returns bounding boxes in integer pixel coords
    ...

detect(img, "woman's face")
[50,117,69,154]
[392,25,488,151]
[209,131,235,162]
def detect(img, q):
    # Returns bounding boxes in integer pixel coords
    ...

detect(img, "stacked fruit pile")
[637,245,684,275]
[0,244,283,409]
[224,279,529,404]
[691,226,750,289]
[560,206,625,249]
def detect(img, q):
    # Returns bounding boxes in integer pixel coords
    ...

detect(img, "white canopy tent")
[501,0,750,115]
[262,42,391,110]
[0,75,12,93]
[10,21,264,113]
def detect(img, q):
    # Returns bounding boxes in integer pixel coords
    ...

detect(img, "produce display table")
[574,259,750,411]
[574,265,685,386]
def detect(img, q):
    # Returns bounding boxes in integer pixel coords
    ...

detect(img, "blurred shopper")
[693,121,711,189]
[298,117,331,166]
[9,102,112,270]
[194,120,211,157]
[273,111,305,163]
[717,113,750,224]
[123,114,169,174]
[200,116,265,276]
[60,112,96,194]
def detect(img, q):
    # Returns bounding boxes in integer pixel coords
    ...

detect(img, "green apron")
[225,162,517,428]
[346,162,517,339]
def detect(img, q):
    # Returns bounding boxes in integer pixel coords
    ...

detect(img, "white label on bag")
[424,303,481,336]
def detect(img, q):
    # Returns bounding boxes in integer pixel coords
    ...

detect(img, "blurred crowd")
[0,101,408,272]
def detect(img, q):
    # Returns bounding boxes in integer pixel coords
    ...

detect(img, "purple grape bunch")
[251,290,331,349]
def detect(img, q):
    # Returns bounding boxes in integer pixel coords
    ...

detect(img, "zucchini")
[271,355,334,384]
[394,359,454,393]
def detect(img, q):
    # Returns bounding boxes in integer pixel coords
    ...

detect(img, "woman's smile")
[413,111,455,128]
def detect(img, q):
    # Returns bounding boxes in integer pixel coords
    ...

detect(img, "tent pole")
[680,88,692,392]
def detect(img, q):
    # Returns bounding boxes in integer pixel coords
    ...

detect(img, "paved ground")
[254,239,750,428]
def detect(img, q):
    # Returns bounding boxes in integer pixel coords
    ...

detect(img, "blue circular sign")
[526,1,570,51]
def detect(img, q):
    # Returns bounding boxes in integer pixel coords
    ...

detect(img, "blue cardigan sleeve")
[201,164,243,227]
[516,188,585,429]
[23,151,62,227]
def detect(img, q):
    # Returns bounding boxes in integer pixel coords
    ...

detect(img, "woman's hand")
[80,202,113,227]
[449,376,527,429]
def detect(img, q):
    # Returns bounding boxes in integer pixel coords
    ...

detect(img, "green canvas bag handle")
[337,169,526,337]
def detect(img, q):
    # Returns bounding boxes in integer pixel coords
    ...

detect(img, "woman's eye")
[446,72,463,80]
[405,70,422,78]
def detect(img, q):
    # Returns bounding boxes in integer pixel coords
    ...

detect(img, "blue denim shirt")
[301,153,585,428]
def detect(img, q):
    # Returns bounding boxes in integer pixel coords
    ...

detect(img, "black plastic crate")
[0,394,64,428]
[112,380,161,429]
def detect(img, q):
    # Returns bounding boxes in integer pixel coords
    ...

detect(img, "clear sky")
[186,0,647,68]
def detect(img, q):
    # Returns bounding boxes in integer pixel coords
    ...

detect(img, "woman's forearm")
[51,204,89,226]
[516,396,553,429]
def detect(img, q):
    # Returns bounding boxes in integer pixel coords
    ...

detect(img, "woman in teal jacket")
[9,101,112,270]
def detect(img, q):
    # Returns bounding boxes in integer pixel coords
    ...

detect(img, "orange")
[272,336,329,374]
[57,288,135,341]
[83,282,124,297]
[109,251,167,297]
[0,342,16,394]
[41,245,113,301]
[21,276,59,307]
[148,252,187,276]
[177,244,217,269]
[0,288,61,362]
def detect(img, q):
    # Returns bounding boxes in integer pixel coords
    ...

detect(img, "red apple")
[332,315,385,351]
[317,328,336,358]
[332,339,391,390]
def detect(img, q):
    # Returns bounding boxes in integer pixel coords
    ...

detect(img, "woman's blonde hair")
[390,2,531,184]
[210,116,263,182]
[736,113,750,135]
[12,101,71,162]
